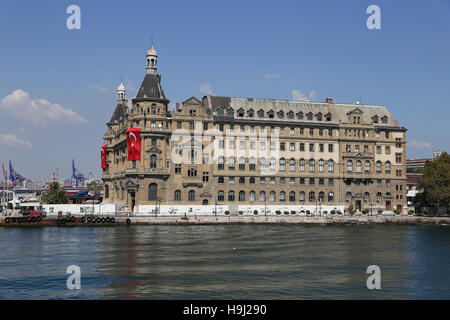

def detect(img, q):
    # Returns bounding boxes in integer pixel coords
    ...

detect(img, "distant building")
[102,44,408,214]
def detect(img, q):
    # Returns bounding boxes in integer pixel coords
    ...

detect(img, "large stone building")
[102,44,407,214]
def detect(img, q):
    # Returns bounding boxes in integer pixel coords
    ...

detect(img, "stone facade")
[102,45,407,213]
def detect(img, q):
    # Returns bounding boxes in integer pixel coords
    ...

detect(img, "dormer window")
[237,108,245,117]
[268,110,274,118]
[307,112,313,120]
[326,113,331,121]
[217,108,224,116]
[381,116,388,124]
[248,109,254,117]
[277,111,284,119]
[296,112,303,120]
[316,112,322,121]
[257,109,264,118]
[372,115,379,123]
[287,111,294,119]
[227,108,234,117]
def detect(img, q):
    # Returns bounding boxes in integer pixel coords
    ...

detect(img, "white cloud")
[292,89,316,102]
[199,83,214,95]
[264,74,279,81]
[90,84,110,94]
[407,140,431,149]
[0,133,32,148]
[0,89,88,127]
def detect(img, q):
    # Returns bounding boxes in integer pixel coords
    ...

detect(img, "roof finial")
[151,36,154,47]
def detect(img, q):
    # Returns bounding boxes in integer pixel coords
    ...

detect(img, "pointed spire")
[117,79,126,101]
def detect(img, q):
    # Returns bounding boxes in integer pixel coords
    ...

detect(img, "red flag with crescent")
[126,128,141,161]
[101,144,108,169]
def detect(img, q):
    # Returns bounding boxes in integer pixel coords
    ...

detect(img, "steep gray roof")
[204,96,403,128]
[109,102,127,123]
[135,74,167,101]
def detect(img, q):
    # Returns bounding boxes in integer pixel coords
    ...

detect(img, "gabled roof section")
[183,96,201,105]
[109,102,127,124]
[135,74,167,101]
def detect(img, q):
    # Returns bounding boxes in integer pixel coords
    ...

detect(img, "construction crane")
[9,160,25,187]
[71,159,85,187]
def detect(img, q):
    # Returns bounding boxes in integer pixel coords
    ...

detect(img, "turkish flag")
[126,128,141,161]
[101,144,108,169]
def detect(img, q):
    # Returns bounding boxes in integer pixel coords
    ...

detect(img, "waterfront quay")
[1,213,449,226]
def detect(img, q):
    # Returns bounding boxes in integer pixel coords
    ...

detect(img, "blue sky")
[0,0,449,180]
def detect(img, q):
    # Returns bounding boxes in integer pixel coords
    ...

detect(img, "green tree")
[42,181,68,204]
[414,152,450,214]
[87,180,102,200]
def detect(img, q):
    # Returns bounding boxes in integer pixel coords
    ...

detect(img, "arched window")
[270,157,276,171]
[228,191,235,202]
[228,156,235,170]
[346,192,352,202]
[217,191,224,202]
[318,192,325,203]
[174,190,181,201]
[218,156,224,170]
[328,159,334,172]
[150,59,155,66]
[356,160,362,173]
[299,158,305,172]
[249,191,255,202]
[309,191,315,202]
[309,159,315,172]
[318,159,324,172]
[376,192,382,203]
[239,157,245,170]
[364,192,370,203]
[104,185,109,198]
[259,191,266,202]
[260,157,266,172]
[280,158,286,171]
[249,157,256,171]
[279,191,286,202]
[289,158,296,172]
[299,191,305,202]
[328,192,334,202]
[365,160,370,173]
[385,161,391,174]
[188,190,195,201]
[150,154,157,168]
[289,191,296,202]
[376,161,382,173]
[239,191,246,202]
[148,183,158,201]
[269,191,276,202]
[347,160,353,172]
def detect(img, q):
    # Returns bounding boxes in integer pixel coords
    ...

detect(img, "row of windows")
[217,108,332,122]
[218,176,335,186]
[218,157,335,172]
[218,140,334,152]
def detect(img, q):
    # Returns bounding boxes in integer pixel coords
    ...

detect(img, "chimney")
[325,97,334,104]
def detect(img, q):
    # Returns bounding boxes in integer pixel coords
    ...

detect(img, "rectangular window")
[177,122,182,129]
[328,144,333,152]
[346,145,351,152]
[300,143,305,151]
[300,178,305,185]
[175,164,181,174]
[260,177,265,185]
[290,177,295,185]
[364,145,368,153]
[202,172,209,182]
[396,153,402,164]
[309,128,314,136]
[385,146,390,154]
[319,144,324,152]
[328,129,333,136]
[300,128,304,135]
[329,178,334,186]
[290,143,295,151]
[203,123,208,131]
[239,140,245,150]
[355,145,359,153]
[270,177,276,185]
[290,128,295,135]
[319,129,323,136]
[279,142,285,151]
[309,143,314,152]
[229,177,235,185]
[376,146,381,154]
